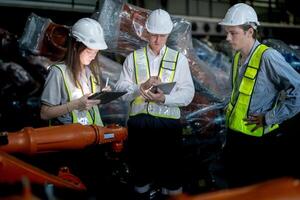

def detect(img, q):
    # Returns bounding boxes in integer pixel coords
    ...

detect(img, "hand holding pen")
[102,77,112,92]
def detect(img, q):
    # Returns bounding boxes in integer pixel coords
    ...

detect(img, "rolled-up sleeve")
[40,67,67,106]
[263,49,300,125]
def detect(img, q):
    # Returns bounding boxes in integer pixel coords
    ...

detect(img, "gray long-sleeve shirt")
[232,40,300,126]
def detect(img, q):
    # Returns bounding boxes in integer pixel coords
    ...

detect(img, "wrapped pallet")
[93,0,231,104]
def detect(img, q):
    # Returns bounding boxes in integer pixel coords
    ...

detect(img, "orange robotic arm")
[170,177,300,200]
[0,151,86,190]
[0,123,127,154]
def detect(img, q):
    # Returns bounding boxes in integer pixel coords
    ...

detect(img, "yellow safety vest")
[53,64,103,126]
[130,47,180,119]
[226,44,278,137]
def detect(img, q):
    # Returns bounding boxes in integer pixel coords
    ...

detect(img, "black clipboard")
[150,82,176,94]
[88,91,127,104]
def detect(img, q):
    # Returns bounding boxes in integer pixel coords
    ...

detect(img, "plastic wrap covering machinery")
[0,124,128,190]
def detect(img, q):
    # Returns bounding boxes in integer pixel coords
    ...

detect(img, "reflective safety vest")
[130,47,180,119]
[54,64,103,126]
[226,44,278,137]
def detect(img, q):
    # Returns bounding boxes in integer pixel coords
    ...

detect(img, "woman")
[40,18,110,126]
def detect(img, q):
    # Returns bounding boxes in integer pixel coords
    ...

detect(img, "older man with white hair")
[116,8,194,199]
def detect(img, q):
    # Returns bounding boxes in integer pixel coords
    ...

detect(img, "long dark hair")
[64,37,101,88]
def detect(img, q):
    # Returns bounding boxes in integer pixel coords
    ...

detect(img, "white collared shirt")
[147,45,166,76]
[115,45,195,107]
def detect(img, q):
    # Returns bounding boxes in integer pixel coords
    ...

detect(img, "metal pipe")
[0,123,128,154]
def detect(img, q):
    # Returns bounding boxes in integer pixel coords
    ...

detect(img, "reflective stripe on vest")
[54,64,103,126]
[130,47,180,119]
[226,44,278,137]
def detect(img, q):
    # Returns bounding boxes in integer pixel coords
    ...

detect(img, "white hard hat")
[145,9,173,34]
[219,3,260,27]
[71,18,107,50]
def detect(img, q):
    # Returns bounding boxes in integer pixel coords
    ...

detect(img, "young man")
[219,3,300,187]
[116,9,194,198]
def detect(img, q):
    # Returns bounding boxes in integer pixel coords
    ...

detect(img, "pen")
[105,77,109,87]
[146,85,153,93]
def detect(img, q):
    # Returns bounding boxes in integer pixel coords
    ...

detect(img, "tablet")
[88,91,127,104]
[150,82,176,95]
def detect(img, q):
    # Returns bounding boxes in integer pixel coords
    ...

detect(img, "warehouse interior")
[1,0,300,199]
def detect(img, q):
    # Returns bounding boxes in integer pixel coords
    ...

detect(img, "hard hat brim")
[145,25,172,35]
[83,41,108,50]
[218,21,260,26]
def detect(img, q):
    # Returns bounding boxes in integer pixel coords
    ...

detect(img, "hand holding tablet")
[88,91,127,104]
[150,82,176,95]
